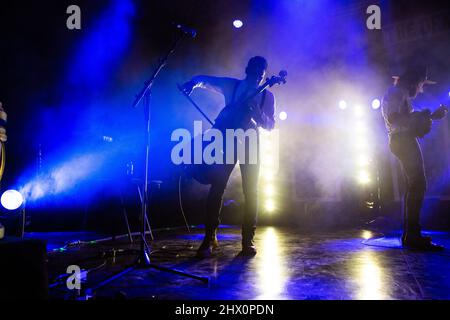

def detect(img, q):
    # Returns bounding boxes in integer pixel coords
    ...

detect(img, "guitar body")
[410,105,449,138]
[410,111,432,138]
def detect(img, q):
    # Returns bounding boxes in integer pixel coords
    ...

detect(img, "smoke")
[19,153,107,202]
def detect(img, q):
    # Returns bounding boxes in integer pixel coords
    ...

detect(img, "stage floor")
[29,226,450,300]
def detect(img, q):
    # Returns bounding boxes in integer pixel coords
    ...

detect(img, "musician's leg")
[402,139,427,239]
[197,163,235,257]
[390,135,439,249]
[239,132,260,256]
[240,161,259,255]
[402,184,409,243]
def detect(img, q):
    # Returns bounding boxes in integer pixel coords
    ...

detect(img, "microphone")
[174,23,197,38]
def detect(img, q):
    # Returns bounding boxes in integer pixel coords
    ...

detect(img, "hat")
[392,64,437,86]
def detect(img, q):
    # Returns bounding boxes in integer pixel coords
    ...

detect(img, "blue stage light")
[371,99,381,110]
[1,190,24,210]
[233,20,243,28]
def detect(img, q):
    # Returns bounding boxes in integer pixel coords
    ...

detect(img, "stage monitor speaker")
[0,237,48,299]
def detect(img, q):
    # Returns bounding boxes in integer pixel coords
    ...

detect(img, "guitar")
[178,71,287,184]
[410,104,449,138]
[213,70,287,130]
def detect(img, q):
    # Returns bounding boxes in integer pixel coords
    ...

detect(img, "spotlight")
[263,171,274,181]
[263,155,274,166]
[1,189,26,238]
[265,185,275,196]
[339,100,347,110]
[279,111,288,121]
[233,19,243,28]
[356,171,371,185]
[265,199,275,212]
[356,155,370,167]
[361,230,373,240]
[1,189,24,210]
[354,137,368,150]
[371,99,381,110]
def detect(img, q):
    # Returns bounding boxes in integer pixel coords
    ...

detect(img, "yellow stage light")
[356,155,370,167]
[265,199,275,212]
[263,171,274,181]
[357,170,371,185]
[265,185,275,196]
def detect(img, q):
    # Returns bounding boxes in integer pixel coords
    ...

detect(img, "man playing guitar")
[382,64,448,250]
[181,56,276,257]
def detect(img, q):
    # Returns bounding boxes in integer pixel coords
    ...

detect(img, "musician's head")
[395,65,435,99]
[245,56,267,86]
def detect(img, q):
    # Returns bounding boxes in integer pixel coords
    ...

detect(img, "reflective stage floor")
[31,226,450,300]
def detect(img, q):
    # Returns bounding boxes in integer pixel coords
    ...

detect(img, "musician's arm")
[183,76,235,96]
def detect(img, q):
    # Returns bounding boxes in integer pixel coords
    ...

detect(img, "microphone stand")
[85,32,208,296]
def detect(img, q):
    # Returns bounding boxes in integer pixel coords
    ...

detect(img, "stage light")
[265,185,275,196]
[356,155,370,167]
[1,189,24,210]
[263,171,274,181]
[279,111,288,121]
[354,137,368,150]
[361,230,373,240]
[263,155,274,166]
[233,19,243,28]
[262,146,273,156]
[265,199,275,212]
[356,170,371,185]
[371,99,381,110]
[339,100,347,110]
